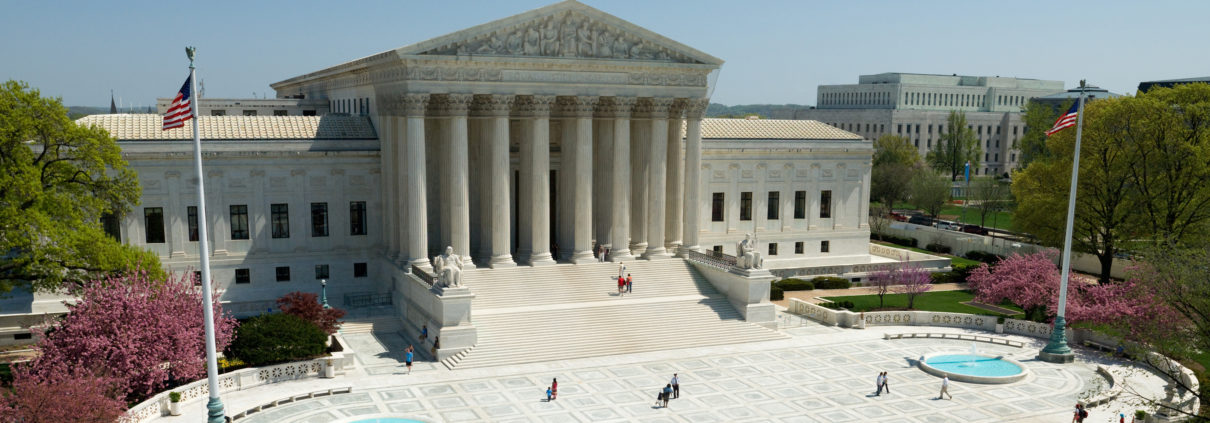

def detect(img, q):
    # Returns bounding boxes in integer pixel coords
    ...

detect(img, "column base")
[1037,350,1075,363]
[677,245,701,257]
[528,252,557,267]
[630,242,648,257]
[206,397,226,423]
[570,250,597,264]
[643,247,673,260]
[609,249,634,262]
[489,255,517,268]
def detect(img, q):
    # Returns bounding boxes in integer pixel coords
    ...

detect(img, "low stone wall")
[687,261,776,327]
[120,334,356,423]
[390,264,475,362]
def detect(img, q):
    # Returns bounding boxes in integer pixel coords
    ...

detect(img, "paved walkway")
[163,311,1173,423]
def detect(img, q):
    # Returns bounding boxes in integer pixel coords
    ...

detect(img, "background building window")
[210,110,226,116]
[767,191,780,220]
[740,192,752,221]
[235,268,250,284]
[242,110,256,116]
[187,206,199,242]
[144,207,165,243]
[795,241,804,254]
[303,110,316,116]
[230,205,249,240]
[712,245,723,255]
[768,243,777,256]
[711,193,724,222]
[821,240,831,253]
[794,191,806,219]
[101,212,121,242]
[192,271,202,286]
[271,203,290,238]
[315,264,329,280]
[273,110,288,116]
[275,266,291,282]
[354,262,368,278]
[819,190,832,219]
[350,201,367,235]
[311,202,329,237]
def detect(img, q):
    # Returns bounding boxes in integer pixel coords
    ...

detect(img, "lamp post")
[320,279,330,309]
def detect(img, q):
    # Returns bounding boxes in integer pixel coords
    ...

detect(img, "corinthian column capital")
[556,95,600,118]
[401,93,430,117]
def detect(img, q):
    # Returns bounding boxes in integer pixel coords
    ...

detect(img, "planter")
[168,401,181,416]
[995,323,1004,333]
[322,359,335,378]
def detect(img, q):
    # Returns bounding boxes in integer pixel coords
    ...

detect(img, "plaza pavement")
[162,310,1171,423]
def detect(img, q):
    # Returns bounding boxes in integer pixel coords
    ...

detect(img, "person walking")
[551,378,558,400]
[405,345,414,375]
[419,325,428,343]
[546,386,553,402]
[938,375,952,400]
[875,372,884,396]
[618,261,627,279]
[618,275,626,296]
[662,384,673,407]
[882,371,891,394]
[670,373,680,398]
[1073,404,1087,422]
[626,273,633,294]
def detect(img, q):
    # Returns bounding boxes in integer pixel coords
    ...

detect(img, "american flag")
[162,74,194,130]
[1044,99,1080,136]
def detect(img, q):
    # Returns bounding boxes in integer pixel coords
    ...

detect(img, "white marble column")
[681,100,707,255]
[560,96,599,264]
[378,115,397,259]
[403,94,431,270]
[481,94,516,267]
[629,120,649,256]
[392,116,410,262]
[518,95,557,266]
[665,100,686,251]
[609,97,637,262]
[643,98,674,260]
[444,94,475,269]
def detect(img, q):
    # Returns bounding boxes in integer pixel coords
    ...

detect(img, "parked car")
[889,212,910,222]
[907,215,934,226]
[961,225,989,235]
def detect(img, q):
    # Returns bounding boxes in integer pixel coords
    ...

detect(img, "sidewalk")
[772,283,969,307]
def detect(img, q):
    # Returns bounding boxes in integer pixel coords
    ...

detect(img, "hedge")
[228,313,328,366]
[770,285,784,301]
[964,250,1005,263]
[820,300,855,310]
[775,278,815,291]
[876,234,917,248]
[811,276,851,290]
[925,243,952,254]
[930,263,980,284]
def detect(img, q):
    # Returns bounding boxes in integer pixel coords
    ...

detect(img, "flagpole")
[1039,80,1087,364]
[186,46,227,422]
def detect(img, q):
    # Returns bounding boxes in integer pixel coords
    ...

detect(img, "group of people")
[616,262,632,296]
[874,371,891,396]
[403,324,440,375]
[653,373,680,408]
[545,378,558,401]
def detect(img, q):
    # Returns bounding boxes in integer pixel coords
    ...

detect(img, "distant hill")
[706,103,813,119]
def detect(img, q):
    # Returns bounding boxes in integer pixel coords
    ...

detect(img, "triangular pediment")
[394,0,723,66]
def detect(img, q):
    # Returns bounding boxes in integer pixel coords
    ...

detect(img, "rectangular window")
[819,190,832,219]
[1011,153,1016,162]
[271,203,290,238]
[193,271,202,286]
[768,243,777,256]
[235,268,250,284]
[210,110,226,116]
[303,110,317,116]
[794,191,806,219]
[311,202,329,237]
[230,205,249,240]
[101,212,121,242]
[273,109,288,116]
[349,201,367,235]
[821,240,831,253]
[711,193,725,222]
[767,191,780,220]
[315,264,330,280]
[144,207,165,243]
[712,245,723,255]
[795,241,804,254]
[242,110,256,116]
[994,153,999,162]
[187,206,199,242]
[275,266,291,282]
[740,192,753,221]
[354,262,368,278]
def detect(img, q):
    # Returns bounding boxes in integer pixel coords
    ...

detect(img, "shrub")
[770,285,784,301]
[169,392,181,403]
[819,301,854,310]
[775,278,815,291]
[277,292,347,335]
[228,313,327,366]
[876,234,917,248]
[217,357,248,373]
[925,243,952,254]
[811,276,851,290]
[965,250,1005,263]
[930,263,977,284]
[997,316,1006,324]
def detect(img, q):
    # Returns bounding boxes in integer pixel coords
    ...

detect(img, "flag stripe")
[1045,99,1081,136]
[162,75,194,131]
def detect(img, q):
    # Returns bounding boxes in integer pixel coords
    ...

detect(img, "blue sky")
[2,0,1206,107]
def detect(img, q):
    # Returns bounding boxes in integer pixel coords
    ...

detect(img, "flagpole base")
[1037,315,1075,364]
[206,397,227,423]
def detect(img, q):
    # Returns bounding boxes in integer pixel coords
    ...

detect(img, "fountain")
[918,343,1029,384]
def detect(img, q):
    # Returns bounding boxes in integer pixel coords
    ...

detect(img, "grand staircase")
[446,259,785,369]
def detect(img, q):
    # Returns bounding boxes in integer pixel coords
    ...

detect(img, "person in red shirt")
[618,275,626,296]
[551,378,558,400]
[626,274,633,294]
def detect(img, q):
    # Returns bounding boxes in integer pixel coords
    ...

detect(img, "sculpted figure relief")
[433,246,464,288]
[541,18,560,56]
[524,26,540,55]
[596,25,614,57]
[736,233,763,270]
[505,29,523,54]
[559,15,578,57]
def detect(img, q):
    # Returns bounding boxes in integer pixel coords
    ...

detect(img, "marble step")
[338,317,402,335]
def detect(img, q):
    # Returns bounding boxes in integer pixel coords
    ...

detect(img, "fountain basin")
[919,352,1029,384]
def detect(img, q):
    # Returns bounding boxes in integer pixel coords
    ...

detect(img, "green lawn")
[939,204,1014,230]
[822,290,1023,317]
[870,240,981,267]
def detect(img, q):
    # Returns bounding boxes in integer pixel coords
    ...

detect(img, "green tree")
[871,135,920,207]
[1017,100,1066,169]
[909,170,950,220]
[0,80,161,293]
[926,111,982,181]
[969,177,1009,228]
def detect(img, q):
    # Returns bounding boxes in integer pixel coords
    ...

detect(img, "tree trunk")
[1097,252,1114,284]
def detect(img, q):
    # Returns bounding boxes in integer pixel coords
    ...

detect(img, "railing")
[685,250,737,270]
[411,264,434,286]
[343,292,392,307]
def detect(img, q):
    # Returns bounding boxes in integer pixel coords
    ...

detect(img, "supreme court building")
[58,1,896,329]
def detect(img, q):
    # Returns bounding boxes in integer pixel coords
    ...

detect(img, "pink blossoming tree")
[19,270,238,402]
[0,366,126,423]
[891,262,933,309]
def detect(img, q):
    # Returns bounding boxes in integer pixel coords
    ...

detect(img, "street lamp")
[320,279,330,309]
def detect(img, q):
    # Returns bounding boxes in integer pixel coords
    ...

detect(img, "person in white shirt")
[670,374,680,398]
[938,375,952,399]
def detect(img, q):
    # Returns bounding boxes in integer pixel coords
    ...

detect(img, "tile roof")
[75,114,377,141]
[699,118,863,141]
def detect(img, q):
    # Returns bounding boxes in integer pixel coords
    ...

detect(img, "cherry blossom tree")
[20,270,237,402]
[867,267,895,308]
[277,291,346,335]
[966,251,1062,321]
[891,262,933,309]
[0,366,125,423]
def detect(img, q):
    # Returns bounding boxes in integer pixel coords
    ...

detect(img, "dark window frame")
[768,243,777,256]
[711,193,725,222]
[795,241,804,254]
[187,206,199,242]
[275,266,291,282]
[311,202,329,237]
[315,264,330,280]
[794,191,806,219]
[820,190,832,219]
[271,203,290,239]
[235,268,251,284]
[350,201,367,236]
[767,191,780,220]
[354,262,368,278]
[144,207,165,244]
[230,205,249,240]
[739,192,753,221]
[821,240,831,253]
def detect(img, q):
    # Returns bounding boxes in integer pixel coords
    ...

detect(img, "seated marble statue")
[736,233,763,269]
[433,246,464,288]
